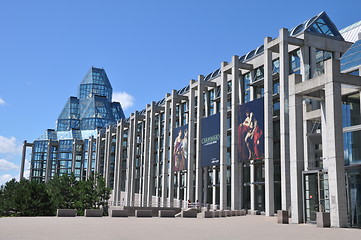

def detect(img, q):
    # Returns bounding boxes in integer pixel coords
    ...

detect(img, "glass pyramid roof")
[289,11,343,40]
[55,67,125,133]
[79,67,113,101]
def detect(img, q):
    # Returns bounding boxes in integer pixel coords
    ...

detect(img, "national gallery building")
[21,12,361,228]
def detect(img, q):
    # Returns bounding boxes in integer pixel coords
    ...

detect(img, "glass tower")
[28,67,125,182]
[57,67,125,131]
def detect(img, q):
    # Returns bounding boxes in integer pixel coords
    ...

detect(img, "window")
[243,73,251,103]
[289,49,301,74]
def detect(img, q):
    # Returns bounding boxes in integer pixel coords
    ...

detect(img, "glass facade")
[57,67,125,131]
[347,168,361,228]
[30,67,125,182]
[342,93,361,128]
[341,40,361,72]
[343,93,361,166]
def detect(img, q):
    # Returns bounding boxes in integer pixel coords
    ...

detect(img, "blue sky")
[0,0,360,185]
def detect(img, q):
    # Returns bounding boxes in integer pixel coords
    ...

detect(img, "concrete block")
[277,210,289,224]
[159,210,175,218]
[111,209,129,217]
[317,212,330,228]
[225,210,232,217]
[181,210,198,218]
[85,209,103,217]
[219,211,226,217]
[239,210,246,216]
[213,211,220,218]
[135,210,152,218]
[250,210,261,215]
[56,209,76,217]
[202,211,213,218]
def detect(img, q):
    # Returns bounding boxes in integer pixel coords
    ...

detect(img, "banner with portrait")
[238,97,264,161]
[201,113,220,167]
[173,124,188,171]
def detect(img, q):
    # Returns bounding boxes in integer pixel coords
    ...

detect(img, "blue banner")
[238,97,264,161]
[173,124,188,171]
[201,113,220,167]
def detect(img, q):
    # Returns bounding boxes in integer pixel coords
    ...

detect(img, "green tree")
[0,179,54,216]
[75,176,97,215]
[46,173,79,210]
[94,174,111,215]
[0,174,112,217]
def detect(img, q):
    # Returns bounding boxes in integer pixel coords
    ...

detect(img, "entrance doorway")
[346,168,361,228]
[303,171,330,223]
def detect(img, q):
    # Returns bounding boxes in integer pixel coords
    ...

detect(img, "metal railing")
[108,200,219,210]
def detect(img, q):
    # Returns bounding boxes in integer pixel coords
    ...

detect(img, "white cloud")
[0,159,19,171]
[0,136,22,155]
[0,97,5,105]
[112,91,135,110]
[0,174,13,186]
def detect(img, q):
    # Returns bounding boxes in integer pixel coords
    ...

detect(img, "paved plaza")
[0,215,360,240]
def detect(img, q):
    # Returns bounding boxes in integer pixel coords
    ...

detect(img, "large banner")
[201,113,220,167]
[238,97,264,161]
[173,124,188,171]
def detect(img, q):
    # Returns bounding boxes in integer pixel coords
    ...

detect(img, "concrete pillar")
[156,113,162,206]
[212,167,217,207]
[289,74,304,223]
[138,119,145,206]
[95,132,102,174]
[20,141,27,179]
[321,98,327,170]
[168,91,177,206]
[147,102,156,206]
[264,37,274,216]
[310,47,317,78]
[142,108,150,206]
[279,28,291,211]
[126,113,138,206]
[187,81,196,202]
[104,127,112,187]
[230,56,240,210]
[203,168,208,205]
[29,145,35,181]
[114,120,124,206]
[195,76,205,204]
[177,172,181,202]
[161,95,171,206]
[125,118,133,206]
[125,117,133,206]
[323,60,348,227]
[45,139,52,182]
[300,46,310,81]
[79,140,86,181]
[250,161,255,212]
[250,69,255,100]
[219,62,228,210]
[334,52,341,60]
[71,140,77,174]
[86,136,94,179]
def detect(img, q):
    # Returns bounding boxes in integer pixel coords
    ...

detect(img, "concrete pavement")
[0,215,360,240]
